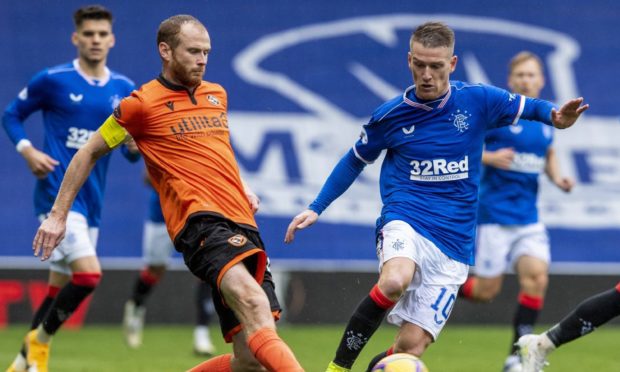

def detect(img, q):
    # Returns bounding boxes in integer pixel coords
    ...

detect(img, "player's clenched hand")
[284,209,318,244]
[33,215,67,261]
[246,190,260,214]
[21,146,59,179]
[551,97,589,129]
[554,176,575,193]
[487,148,515,170]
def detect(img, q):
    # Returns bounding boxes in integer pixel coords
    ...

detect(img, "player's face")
[508,59,545,98]
[72,20,115,65]
[408,41,457,100]
[169,23,211,88]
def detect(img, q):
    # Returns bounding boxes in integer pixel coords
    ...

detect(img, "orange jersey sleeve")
[113,94,145,138]
[115,76,256,242]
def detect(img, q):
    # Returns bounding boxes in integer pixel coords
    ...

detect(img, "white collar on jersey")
[402,85,451,111]
[73,59,110,87]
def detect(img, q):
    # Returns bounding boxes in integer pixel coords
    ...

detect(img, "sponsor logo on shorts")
[228,234,247,247]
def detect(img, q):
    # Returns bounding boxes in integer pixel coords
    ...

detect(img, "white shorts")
[42,211,99,275]
[143,221,174,266]
[378,220,469,341]
[475,223,550,278]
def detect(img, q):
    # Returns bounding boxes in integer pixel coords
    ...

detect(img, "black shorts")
[176,215,281,342]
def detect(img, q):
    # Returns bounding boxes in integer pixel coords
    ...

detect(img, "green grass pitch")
[1,324,619,371]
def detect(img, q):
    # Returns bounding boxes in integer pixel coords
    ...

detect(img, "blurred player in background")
[2,5,138,372]
[518,282,620,372]
[123,183,216,356]
[457,51,574,372]
[32,14,303,372]
[285,22,588,372]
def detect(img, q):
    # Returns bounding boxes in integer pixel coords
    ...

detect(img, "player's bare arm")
[545,147,574,193]
[284,209,319,243]
[551,97,589,129]
[33,131,124,260]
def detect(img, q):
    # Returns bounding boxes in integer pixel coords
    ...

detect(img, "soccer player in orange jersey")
[32,15,303,372]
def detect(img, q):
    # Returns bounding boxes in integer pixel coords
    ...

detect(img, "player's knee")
[71,272,102,291]
[146,265,167,279]
[378,276,409,301]
[233,283,270,315]
[522,272,548,294]
[476,285,500,302]
[394,336,432,357]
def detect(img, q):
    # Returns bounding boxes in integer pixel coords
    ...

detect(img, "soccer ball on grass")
[371,353,429,372]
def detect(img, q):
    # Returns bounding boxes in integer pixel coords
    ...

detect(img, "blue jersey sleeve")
[120,144,141,163]
[483,84,525,130]
[2,70,49,145]
[308,149,366,215]
[522,97,556,126]
[353,114,387,163]
[484,85,558,130]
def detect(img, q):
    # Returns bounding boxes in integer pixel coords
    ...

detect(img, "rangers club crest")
[450,110,472,133]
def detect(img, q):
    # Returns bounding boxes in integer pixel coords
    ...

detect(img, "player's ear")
[159,42,172,62]
[71,32,79,47]
[109,33,116,49]
[407,51,413,70]
[450,55,458,73]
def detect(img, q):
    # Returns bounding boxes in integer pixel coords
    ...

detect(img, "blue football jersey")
[354,81,529,265]
[478,119,553,225]
[3,60,135,227]
[147,187,165,223]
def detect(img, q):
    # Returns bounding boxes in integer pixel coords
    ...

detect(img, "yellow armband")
[99,115,129,149]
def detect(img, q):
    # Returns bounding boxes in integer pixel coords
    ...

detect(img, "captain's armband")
[99,115,129,149]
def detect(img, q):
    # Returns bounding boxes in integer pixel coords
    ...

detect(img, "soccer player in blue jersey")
[284,22,588,372]
[122,183,216,355]
[2,5,138,372]
[457,51,574,372]
[518,282,620,372]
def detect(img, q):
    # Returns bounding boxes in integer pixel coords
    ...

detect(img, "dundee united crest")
[228,234,248,247]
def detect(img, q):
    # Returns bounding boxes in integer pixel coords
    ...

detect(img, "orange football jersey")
[114,75,256,242]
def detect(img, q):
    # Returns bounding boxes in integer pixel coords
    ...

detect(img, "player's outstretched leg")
[6,284,61,372]
[25,271,101,372]
[224,264,302,371]
[519,283,620,372]
[326,284,396,372]
[193,281,216,356]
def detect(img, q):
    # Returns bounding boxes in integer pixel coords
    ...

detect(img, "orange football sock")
[248,328,303,372]
[187,354,232,372]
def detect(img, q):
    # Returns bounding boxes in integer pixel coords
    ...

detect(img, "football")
[371,353,430,372]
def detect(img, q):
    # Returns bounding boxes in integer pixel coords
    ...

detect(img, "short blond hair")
[410,22,455,53]
[509,51,544,74]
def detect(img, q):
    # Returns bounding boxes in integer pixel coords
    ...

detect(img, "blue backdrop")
[1,0,619,271]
